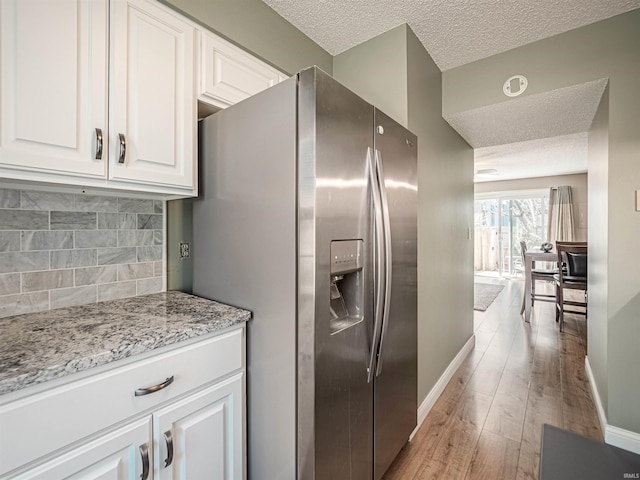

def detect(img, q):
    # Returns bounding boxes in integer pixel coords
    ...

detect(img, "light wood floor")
[383,278,602,480]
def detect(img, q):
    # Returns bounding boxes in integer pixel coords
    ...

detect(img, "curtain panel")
[547,186,575,246]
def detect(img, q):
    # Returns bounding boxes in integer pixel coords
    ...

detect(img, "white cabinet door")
[154,373,244,480]
[109,0,195,191]
[13,418,151,480]
[0,0,108,179]
[199,33,281,108]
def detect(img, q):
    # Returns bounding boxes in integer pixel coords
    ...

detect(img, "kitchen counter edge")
[0,291,250,398]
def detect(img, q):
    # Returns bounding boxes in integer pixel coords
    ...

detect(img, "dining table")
[521,250,557,323]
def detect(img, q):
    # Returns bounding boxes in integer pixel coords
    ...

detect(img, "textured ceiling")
[262,0,628,181]
[446,79,606,182]
[261,0,640,71]
[474,133,588,183]
[444,79,608,148]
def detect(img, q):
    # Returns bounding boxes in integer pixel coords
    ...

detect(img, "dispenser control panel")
[329,239,364,334]
[330,240,363,275]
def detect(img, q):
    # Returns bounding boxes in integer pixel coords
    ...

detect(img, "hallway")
[383,279,602,479]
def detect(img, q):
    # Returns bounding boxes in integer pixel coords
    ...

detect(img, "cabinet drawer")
[0,327,244,476]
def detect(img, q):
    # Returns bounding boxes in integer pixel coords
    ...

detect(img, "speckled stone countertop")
[0,291,250,396]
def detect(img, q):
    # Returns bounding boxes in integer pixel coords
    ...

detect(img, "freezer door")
[297,67,375,480]
[372,109,418,480]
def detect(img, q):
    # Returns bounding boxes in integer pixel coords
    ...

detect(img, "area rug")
[474,283,505,311]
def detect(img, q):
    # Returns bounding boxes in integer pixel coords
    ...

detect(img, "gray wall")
[161,0,332,75]
[587,88,609,411]
[407,28,474,402]
[443,10,640,436]
[334,25,474,405]
[475,173,589,241]
[166,198,193,293]
[333,26,408,126]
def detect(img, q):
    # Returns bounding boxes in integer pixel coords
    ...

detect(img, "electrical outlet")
[179,242,190,259]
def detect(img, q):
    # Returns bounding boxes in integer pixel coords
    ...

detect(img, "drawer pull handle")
[134,376,174,396]
[139,443,150,480]
[164,430,174,468]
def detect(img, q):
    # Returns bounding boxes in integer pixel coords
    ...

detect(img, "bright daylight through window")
[474,191,549,277]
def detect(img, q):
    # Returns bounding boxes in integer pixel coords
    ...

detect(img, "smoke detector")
[503,75,528,97]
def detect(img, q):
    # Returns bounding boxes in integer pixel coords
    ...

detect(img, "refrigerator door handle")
[375,148,393,377]
[367,147,386,384]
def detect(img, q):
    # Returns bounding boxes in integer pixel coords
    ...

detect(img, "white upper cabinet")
[0,0,287,197]
[109,0,195,190]
[0,0,109,179]
[0,0,196,197]
[199,32,287,108]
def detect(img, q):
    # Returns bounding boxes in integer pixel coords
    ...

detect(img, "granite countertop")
[0,291,251,396]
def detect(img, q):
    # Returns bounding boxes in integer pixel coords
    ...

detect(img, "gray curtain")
[547,186,575,246]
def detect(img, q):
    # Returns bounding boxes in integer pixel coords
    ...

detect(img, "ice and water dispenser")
[329,240,364,334]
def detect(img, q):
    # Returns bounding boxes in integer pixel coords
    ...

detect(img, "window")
[474,190,549,276]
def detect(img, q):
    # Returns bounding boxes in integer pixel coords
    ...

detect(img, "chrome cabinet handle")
[163,430,174,468]
[139,443,150,480]
[134,375,174,396]
[118,133,126,164]
[94,128,103,160]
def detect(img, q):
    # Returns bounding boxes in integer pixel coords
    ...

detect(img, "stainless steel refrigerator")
[192,67,417,480]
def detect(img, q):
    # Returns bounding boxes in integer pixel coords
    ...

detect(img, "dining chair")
[554,242,588,332]
[520,241,556,313]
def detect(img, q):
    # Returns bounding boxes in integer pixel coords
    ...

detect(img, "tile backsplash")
[0,188,165,318]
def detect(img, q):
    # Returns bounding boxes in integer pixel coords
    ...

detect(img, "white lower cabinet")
[17,373,244,480]
[154,374,243,480]
[0,328,245,480]
[13,418,151,480]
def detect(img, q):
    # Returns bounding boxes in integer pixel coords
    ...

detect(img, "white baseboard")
[606,425,640,454]
[585,356,640,455]
[409,334,475,440]
[585,356,608,436]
